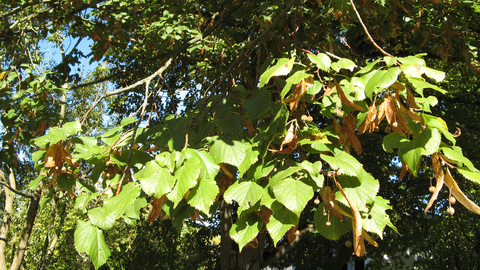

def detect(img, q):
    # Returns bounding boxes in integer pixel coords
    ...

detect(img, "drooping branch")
[349,0,393,57]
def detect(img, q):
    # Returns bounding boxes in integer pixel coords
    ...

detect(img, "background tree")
[1,0,480,270]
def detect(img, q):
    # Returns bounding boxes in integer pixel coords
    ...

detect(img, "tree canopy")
[1,0,480,269]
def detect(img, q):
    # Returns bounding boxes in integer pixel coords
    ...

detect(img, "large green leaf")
[216,113,244,136]
[75,221,111,270]
[456,167,480,184]
[134,161,175,198]
[308,52,331,71]
[273,178,313,214]
[243,88,271,119]
[440,145,477,172]
[88,207,116,230]
[104,182,140,218]
[260,58,294,87]
[167,157,202,206]
[195,150,221,180]
[314,203,351,240]
[266,201,299,246]
[224,181,264,207]
[363,196,393,238]
[336,169,379,206]
[208,135,251,168]
[230,212,263,252]
[331,58,356,72]
[124,198,147,220]
[399,128,441,176]
[364,67,401,98]
[321,151,363,177]
[188,178,219,214]
[238,146,260,176]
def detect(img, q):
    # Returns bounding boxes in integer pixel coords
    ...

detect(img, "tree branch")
[0,167,17,269]
[349,0,393,57]
[10,181,43,270]
[81,0,248,123]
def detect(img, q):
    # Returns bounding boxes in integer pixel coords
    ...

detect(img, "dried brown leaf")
[334,79,366,112]
[424,153,445,214]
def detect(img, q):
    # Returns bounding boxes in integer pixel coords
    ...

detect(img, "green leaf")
[269,164,302,187]
[230,212,263,252]
[456,167,480,184]
[104,182,140,219]
[424,115,455,145]
[273,178,313,214]
[399,128,441,176]
[321,151,363,177]
[238,146,260,177]
[314,203,351,240]
[75,193,100,214]
[134,161,175,198]
[167,157,201,206]
[224,181,264,207]
[364,67,401,98]
[88,207,116,230]
[46,126,67,145]
[57,173,76,192]
[407,77,446,94]
[331,58,356,72]
[124,198,147,220]
[209,136,251,168]
[75,221,111,270]
[216,113,244,135]
[382,132,409,153]
[364,196,392,238]
[243,88,271,119]
[120,117,137,126]
[281,70,312,100]
[308,53,331,71]
[62,121,82,137]
[441,145,477,172]
[188,178,219,214]
[267,201,299,245]
[260,58,294,87]
[423,66,445,82]
[194,150,220,180]
[336,169,379,206]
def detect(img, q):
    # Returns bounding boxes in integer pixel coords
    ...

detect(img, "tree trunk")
[0,168,16,270]
[217,197,313,270]
[10,181,43,270]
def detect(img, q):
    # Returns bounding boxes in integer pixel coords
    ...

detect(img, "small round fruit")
[326,221,331,226]
[301,115,308,121]
[447,207,455,215]
[429,186,436,193]
[345,240,352,247]
[449,196,456,205]
[392,122,399,128]
[314,198,320,205]
[306,116,313,122]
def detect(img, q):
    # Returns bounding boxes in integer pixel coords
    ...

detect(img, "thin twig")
[0,181,33,199]
[348,0,393,57]
[81,1,247,123]
[116,79,150,196]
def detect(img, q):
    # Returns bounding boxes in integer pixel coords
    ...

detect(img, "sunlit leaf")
[273,178,313,214]
[75,221,111,270]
